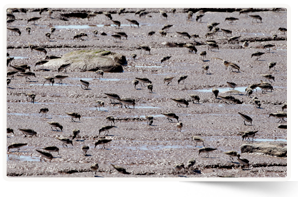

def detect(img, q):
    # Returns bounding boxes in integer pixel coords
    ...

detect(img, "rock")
[241,142,287,157]
[40,49,127,73]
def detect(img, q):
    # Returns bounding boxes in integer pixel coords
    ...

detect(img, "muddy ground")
[6,8,287,178]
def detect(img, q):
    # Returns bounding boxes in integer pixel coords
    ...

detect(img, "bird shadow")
[76,139,85,142]
[136,88,142,90]
[28,80,38,82]
[149,124,158,126]
[177,175,188,178]
[206,73,212,75]
[202,60,210,62]
[84,154,92,157]
[7,87,15,89]
[94,175,103,177]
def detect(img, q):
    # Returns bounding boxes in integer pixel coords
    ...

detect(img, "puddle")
[70,78,120,82]
[55,24,136,29]
[254,139,287,142]
[242,32,271,37]
[7,112,37,117]
[88,107,109,112]
[30,83,71,87]
[135,65,162,68]
[100,78,120,81]
[139,114,165,118]
[11,56,28,59]
[135,106,160,109]
[7,154,40,162]
[114,144,196,151]
[195,86,257,93]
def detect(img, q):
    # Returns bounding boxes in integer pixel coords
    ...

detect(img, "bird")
[95,100,105,111]
[93,30,98,36]
[171,98,189,107]
[48,122,63,131]
[30,46,47,55]
[278,27,287,34]
[82,145,89,156]
[187,11,193,20]
[111,34,122,42]
[36,149,53,162]
[187,159,196,169]
[159,10,168,19]
[7,71,18,79]
[200,51,207,60]
[177,122,183,131]
[189,94,200,104]
[118,8,125,15]
[221,28,232,36]
[145,116,154,126]
[161,56,171,63]
[171,8,176,14]
[26,93,36,103]
[35,60,49,66]
[159,30,167,37]
[54,75,68,84]
[25,26,31,34]
[45,32,51,39]
[20,71,36,81]
[239,8,253,15]
[7,27,21,36]
[66,112,81,122]
[251,52,265,60]
[269,112,287,123]
[7,57,14,66]
[139,45,151,54]
[148,31,155,36]
[242,130,258,141]
[257,83,273,93]
[90,163,99,176]
[43,76,54,86]
[249,15,262,23]
[135,77,152,86]
[199,147,217,157]
[219,95,243,104]
[28,17,41,24]
[178,75,187,84]
[261,74,275,82]
[126,19,139,27]
[42,146,59,155]
[164,77,174,85]
[207,43,219,51]
[120,98,136,108]
[176,31,191,39]
[106,116,115,125]
[104,93,121,103]
[72,129,80,140]
[7,79,11,86]
[147,83,153,93]
[264,44,275,52]
[278,124,287,129]
[242,41,249,48]
[7,128,14,135]
[103,12,112,20]
[228,36,241,43]
[268,62,277,70]
[227,81,237,89]
[94,70,104,79]
[56,136,73,147]
[131,54,137,60]
[251,97,261,108]
[7,143,27,152]
[174,163,185,173]
[184,44,197,53]
[224,151,238,161]
[80,79,89,90]
[202,65,209,74]
[18,128,37,137]
[282,103,287,111]
[58,63,71,72]
[115,32,128,39]
[39,107,49,117]
[196,14,204,22]
[95,137,112,149]
[162,24,173,31]
[237,154,249,168]
[212,88,219,99]
[111,164,131,174]
[238,112,253,125]
[225,17,239,23]
[162,113,179,122]
[99,126,116,136]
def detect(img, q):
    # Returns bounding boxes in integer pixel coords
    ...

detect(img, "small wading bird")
[39,107,49,117]
[106,116,115,125]
[7,128,14,135]
[99,125,116,136]
[135,77,152,86]
[126,19,139,27]
[95,70,104,78]
[26,93,36,103]
[132,79,139,89]
[80,79,90,90]
[238,112,253,125]
[95,100,104,110]
[162,113,179,122]
[104,93,121,104]
[18,128,37,137]
[82,145,89,155]
[269,112,287,123]
[7,27,21,36]
[199,147,217,157]
[147,83,153,93]
[164,77,174,85]
[90,163,99,176]
[174,163,185,173]
[42,146,59,155]
[177,122,183,131]
[120,98,136,108]
[224,151,238,161]
[72,129,80,140]
[36,149,53,162]
[58,63,71,72]
[189,94,200,104]
[7,143,27,152]
[171,98,189,107]
[95,137,112,149]
[242,130,258,141]
[48,122,63,131]
[212,88,219,99]
[111,164,131,174]
[161,56,171,63]
[237,154,249,168]
[43,76,54,86]
[66,112,81,122]
[146,115,154,126]
[178,75,187,84]
[56,136,73,147]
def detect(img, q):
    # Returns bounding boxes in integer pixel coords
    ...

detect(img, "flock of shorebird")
[7,8,287,176]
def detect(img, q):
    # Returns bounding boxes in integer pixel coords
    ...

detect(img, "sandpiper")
[187,159,196,169]
[174,163,185,173]
[42,146,59,155]
[26,93,36,103]
[212,88,219,99]
[147,83,153,93]
[146,116,154,125]
[237,154,249,168]
[58,64,71,72]
[43,76,54,86]
[48,122,63,131]
[268,62,277,71]
[7,128,14,135]
[54,75,68,84]
[238,112,253,125]
[221,28,232,36]
[242,130,258,141]
[278,27,287,34]
[164,77,174,85]
[95,137,112,149]
[162,113,179,122]
[66,112,81,122]
[104,93,121,104]
[161,56,171,63]
[99,126,116,136]
[80,79,90,90]
[56,136,73,147]
[224,151,238,161]
[249,14,262,23]
[111,164,131,174]
[189,94,200,104]
[120,98,136,108]
[199,147,217,157]
[269,112,287,123]
[171,98,189,107]
[227,81,237,89]
[126,19,139,27]
[200,51,207,60]
[178,75,188,84]
[177,122,183,132]
[7,27,21,36]
[82,145,89,155]
[39,107,49,117]
[7,143,27,152]
[225,17,239,24]
[18,128,37,137]
[282,103,287,111]
[36,149,53,162]
[72,129,80,140]
[95,100,105,111]
[90,163,99,176]
[106,116,115,125]
[261,74,275,82]
[193,136,205,147]
[251,52,265,60]
[202,65,209,74]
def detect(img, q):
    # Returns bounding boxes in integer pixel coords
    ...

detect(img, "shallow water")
[7,154,40,162]
[55,24,135,29]
[114,144,197,151]
[254,138,287,142]
[135,106,160,109]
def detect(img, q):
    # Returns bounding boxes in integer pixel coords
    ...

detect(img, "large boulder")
[241,142,287,157]
[40,49,127,72]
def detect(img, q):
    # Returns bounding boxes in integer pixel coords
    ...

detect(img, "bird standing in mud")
[66,112,81,122]
[238,112,253,125]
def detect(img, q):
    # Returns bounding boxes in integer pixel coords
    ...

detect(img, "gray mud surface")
[7,8,287,178]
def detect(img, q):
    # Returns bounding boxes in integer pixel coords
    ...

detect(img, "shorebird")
[80,79,89,90]
[18,128,37,137]
[43,76,54,86]
[251,52,265,60]
[162,113,179,122]
[48,122,63,131]
[237,154,249,168]
[145,116,154,125]
[126,19,139,27]
[239,8,253,15]
[20,71,36,81]
[111,164,131,174]
[242,130,258,141]
[139,45,151,54]
[99,126,116,136]
[205,32,215,39]
[7,79,11,86]
[7,143,27,152]
[196,14,204,22]
[176,31,191,39]
[268,62,277,71]
[225,17,239,24]
[257,83,273,93]
[50,27,56,34]
[95,137,112,149]
[162,24,173,31]
[118,8,125,15]
[11,65,25,72]
[90,163,99,176]
[278,124,287,129]
[131,54,137,60]
[261,74,275,82]
[120,98,136,108]
[111,34,122,42]
[58,63,71,72]
[132,79,139,89]
[212,88,219,99]
[135,9,146,15]
[164,77,174,85]
[93,30,98,36]
[39,107,49,117]
[178,75,188,84]
[26,26,31,34]
[159,10,168,19]
[269,112,287,123]
[7,27,21,36]
[189,94,200,104]
[187,11,193,20]
[250,97,261,108]
[238,112,253,125]
[66,112,81,122]
[28,17,42,24]
[227,81,237,89]
[103,12,112,20]
[148,31,155,36]
[202,65,209,74]
[219,95,243,104]
[45,32,51,39]
[242,41,249,48]
[264,44,275,52]
[42,146,59,155]
[36,150,53,162]
[278,27,287,34]
[56,136,73,147]
[161,56,171,63]
[282,103,287,111]
[30,46,47,55]
[174,163,185,173]
[221,28,232,36]
[199,147,217,157]
[7,71,18,79]
[54,75,68,84]
[200,51,207,60]
[7,128,14,135]
[184,44,197,53]
[72,129,80,140]
[26,93,36,103]
[171,98,189,107]
[147,83,153,93]
[191,34,200,38]
[104,93,121,103]
[35,60,49,66]
[159,30,167,37]
[187,159,196,169]
[7,57,14,66]
[82,145,89,155]
[95,100,104,110]
[249,15,262,23]
[111,20,121,28]
[106,116,115,125]
[207,43,219,51]
[171,8,176,14]
[115,32,128,39]
[177,122,183,131]
[224,151,238,161]
[135,77,152,86]
[228,36,241,43]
